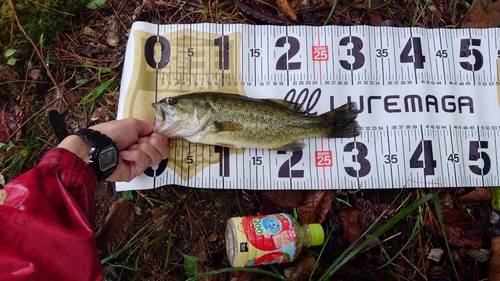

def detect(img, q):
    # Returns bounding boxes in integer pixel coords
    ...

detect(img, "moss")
[0,0,86,61]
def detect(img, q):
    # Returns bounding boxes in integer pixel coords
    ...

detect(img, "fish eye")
[166,98,177,106]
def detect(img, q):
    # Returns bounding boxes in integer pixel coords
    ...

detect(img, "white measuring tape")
[116,22,500,191]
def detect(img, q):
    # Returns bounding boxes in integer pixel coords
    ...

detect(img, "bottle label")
[229,213,301,267]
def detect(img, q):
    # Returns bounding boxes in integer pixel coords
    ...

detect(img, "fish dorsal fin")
[214,121,244,132]
[264,99,305,113]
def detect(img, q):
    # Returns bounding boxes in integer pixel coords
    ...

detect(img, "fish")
[153,92,360,151]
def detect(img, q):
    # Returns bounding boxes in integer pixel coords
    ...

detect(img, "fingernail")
[120,151,130,157]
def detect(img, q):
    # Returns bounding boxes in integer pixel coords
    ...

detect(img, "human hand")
[89,118,170,182]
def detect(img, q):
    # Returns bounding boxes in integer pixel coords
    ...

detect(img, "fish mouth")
[152,102,178,137]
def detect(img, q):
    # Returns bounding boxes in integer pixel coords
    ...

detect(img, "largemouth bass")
[153,92,360,151]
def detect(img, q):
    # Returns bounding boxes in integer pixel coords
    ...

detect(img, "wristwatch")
[72,128,118,182]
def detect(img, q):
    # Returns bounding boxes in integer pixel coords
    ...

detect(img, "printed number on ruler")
[141,27,497,86]
[116,24,500,190]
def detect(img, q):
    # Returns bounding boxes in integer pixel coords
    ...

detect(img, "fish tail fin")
[321,102,360,138]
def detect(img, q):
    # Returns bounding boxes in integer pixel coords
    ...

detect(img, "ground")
[1,0,500,280]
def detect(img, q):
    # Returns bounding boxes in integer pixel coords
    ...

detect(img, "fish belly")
[186,107,325,150]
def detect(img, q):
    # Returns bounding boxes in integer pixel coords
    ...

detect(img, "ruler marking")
[334,137,341,188]
[354,136,361,188]
[438,128,446,187]
[459,129,466,187]
[438,29,446,85]
[374,130,383,187]
[420,124,427,188]
[349,26,354,86]
[494,129,499,185]
[449,126,457,186]
[117,23,500,191]
[152,23,161,188]
[386,127,394,188]
[379,27,385,85]
[317,26,323,85]
[426,29,434,85]
[468,29,477,86]
[253,25,256,86]
[488,29,493,83]
[476,126,485,186]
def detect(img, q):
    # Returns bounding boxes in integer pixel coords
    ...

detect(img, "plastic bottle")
[225,213,325,267]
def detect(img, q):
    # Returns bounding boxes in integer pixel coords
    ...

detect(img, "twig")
[7,0,62,96]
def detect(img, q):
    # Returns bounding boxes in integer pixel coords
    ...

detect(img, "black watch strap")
[48,110,69,143]
[72,129,118,182]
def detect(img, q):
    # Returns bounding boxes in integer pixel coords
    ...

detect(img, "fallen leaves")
[276,0,298,22]
[0,101,23,143]
[338,194,396,245]
[262,190,333,224]
[235,0,288,25]
[427,205,483,248]
[339,208,362,245]
[95,198,135,256]
[298,190,333,224]
[461,0,500,28]
[283,254,317,280]
[262,190,304,208]
[489,236,500,279]
[459,187,491,204]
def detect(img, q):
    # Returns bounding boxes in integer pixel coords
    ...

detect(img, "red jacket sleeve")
[0,148,103,281]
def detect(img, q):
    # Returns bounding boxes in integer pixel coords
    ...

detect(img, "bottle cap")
[308,224,325,246]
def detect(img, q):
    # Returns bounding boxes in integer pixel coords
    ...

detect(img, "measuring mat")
[116,22,500,191]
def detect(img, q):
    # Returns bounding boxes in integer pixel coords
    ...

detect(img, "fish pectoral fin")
[276,141,306,151]
[264,99,305,113]
[213,121,244,132]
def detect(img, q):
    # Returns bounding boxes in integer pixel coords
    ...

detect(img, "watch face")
[99,146,118,171]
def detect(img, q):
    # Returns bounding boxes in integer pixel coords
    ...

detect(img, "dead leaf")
[44,86,75,114]
[276,0,298,22]
[451,248,467,280]
[461,0,500,28]
[228,271,254,281]
[90,106,113,123]
[104,93,118,111]
[463,202,491,238]
[235,0,288,25]
[283,254,317,281]
[459,188,492,204]
[0,189,8,205]
[467,248,490,263]
[369,11,383,26]
[489,236,500,279]
[95,198,135,256]
[106,17,120,47]
[195,264,224,281]
[298,190,333,224]
[427,0,444,19]
[353,195,396,232]
[0,101,23,143]
[339,209,362,245]
[428,206,483,248]
[262,190,304,208]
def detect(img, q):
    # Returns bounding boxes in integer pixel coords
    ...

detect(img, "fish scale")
[116,22,500,191]
[154,92,359,150]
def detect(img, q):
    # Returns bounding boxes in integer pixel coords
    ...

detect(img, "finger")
[107,159,133,182]
[129,118,155,137]
[148,133,170,158]
[120,141,165,171]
